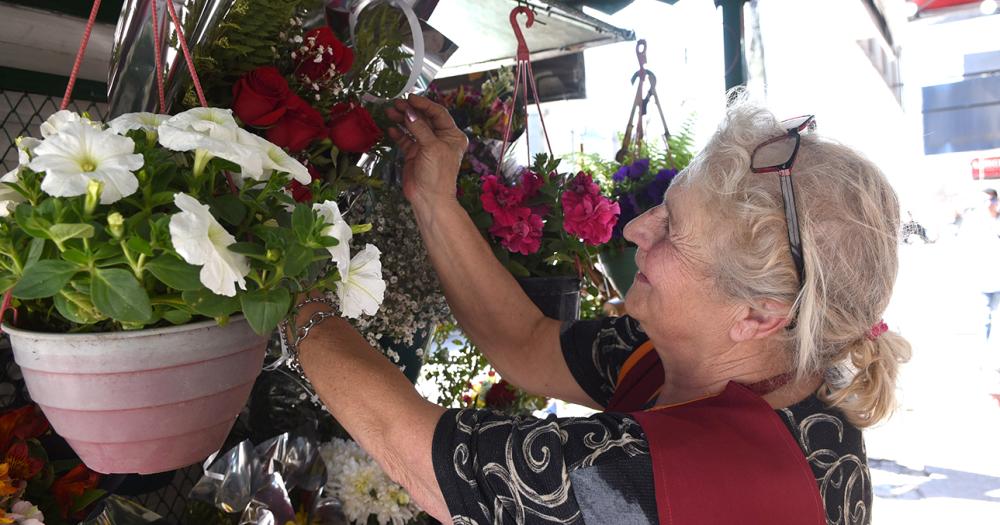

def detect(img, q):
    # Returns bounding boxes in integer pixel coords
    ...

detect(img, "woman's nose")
[623,208,654,248]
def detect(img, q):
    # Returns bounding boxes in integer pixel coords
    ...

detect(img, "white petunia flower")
[108,112,169,135]
[164,107,240,140]
[336,243,385,319]
[313,200,352,273]
[0,170,25,217]
[29,121,144,204]
[238,130,311,184]
[15,137,41,163]
[0,137,42,216]
[158,107,263,178]
[169,193,250,297]
[40,110,100,138]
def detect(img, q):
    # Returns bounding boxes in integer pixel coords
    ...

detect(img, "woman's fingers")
[385,105,407,124]
[387,100,438,145]
[406,94,458,132]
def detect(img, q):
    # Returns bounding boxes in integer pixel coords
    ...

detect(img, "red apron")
[608,342,826,525]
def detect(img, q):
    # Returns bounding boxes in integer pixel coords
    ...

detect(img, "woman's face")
[623,186,736,344]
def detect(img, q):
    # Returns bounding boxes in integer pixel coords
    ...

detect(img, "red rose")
[295,27,354,82]
[484,379,516,410]
[328,103,382,153]
[562,173,620,246]
[232,66,292,126]
[266,96,327,153]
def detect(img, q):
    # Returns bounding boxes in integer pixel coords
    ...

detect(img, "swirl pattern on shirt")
[779,401,872,525]
[435,409,649,524]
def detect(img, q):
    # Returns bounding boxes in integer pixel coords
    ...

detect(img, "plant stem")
[120,241,143,280]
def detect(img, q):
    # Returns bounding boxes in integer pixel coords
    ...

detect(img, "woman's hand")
[385,94,468,208]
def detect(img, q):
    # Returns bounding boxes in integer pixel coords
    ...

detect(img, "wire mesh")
[131,464,204,521]
[1,90,109,172]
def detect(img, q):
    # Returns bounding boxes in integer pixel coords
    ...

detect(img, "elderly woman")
[294,94,910,524]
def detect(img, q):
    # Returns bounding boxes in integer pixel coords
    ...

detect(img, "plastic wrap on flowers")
[82,495,170,524]
[184,432,344,525]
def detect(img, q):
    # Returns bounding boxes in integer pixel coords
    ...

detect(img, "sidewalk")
[867,241,1000,524]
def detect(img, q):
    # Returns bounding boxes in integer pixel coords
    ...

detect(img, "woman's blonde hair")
[675,93,911,427]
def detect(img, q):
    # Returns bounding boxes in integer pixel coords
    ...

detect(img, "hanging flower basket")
[515,276,581,321]
[0,0,390,474]
[4,317,266,474]
[599,246,638,296]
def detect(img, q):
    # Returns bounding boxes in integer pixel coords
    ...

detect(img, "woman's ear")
[729,300,791,343]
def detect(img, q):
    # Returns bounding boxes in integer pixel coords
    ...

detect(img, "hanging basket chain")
[60,0,103,110]
[615,40,675,169]
[495,6,555,177]
[150,0,167,112]
[163,0,208,107]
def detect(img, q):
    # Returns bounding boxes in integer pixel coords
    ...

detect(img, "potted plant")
[0,105,384,475]
[430,74,618,321]
[457,154,619,321]
[573,123,696,295]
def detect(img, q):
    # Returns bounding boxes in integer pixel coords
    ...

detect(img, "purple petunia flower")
[612,165,630,183]
[644,168,678,205]
[629,158,650,180]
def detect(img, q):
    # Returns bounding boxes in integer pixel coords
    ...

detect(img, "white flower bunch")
[2,500,44,525]
[320,438,420,525]
[352,196,451,353]
[0,107,384,334]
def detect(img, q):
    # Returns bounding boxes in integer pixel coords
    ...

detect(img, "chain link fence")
[1,90,109,172]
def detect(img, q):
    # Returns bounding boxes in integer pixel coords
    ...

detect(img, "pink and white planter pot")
[4,317,268,474]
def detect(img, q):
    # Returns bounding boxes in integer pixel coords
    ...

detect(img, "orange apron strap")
[631,382,826,525]
[607,341,663,412]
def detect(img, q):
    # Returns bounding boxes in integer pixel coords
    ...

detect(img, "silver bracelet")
[271,296,339,399]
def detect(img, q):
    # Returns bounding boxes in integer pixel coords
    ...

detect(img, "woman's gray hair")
[674,92,911,427]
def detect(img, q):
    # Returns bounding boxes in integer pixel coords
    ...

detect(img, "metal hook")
[510,6,535,60]
[635,39,647,68]
[631,69,657,88]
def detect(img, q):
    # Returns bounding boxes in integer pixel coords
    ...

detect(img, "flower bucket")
[378,329,433,384]
[516,276,581,321]
[599,246,638,296]
[4,317,267,475]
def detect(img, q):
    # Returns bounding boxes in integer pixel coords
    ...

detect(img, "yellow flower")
[0,463,20,498]
[0,509,15,524]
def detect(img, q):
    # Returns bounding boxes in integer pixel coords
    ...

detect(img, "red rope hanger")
[62,0,207,111]
[496,6,555,177]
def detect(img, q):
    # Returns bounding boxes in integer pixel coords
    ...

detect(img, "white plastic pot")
[4,317,267,474]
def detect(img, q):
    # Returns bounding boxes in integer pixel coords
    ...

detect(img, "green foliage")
[422,321,489,408]
[0,120,368,336]
[183,0,321,108]
[572,118,698,195]
[349,4,409,100]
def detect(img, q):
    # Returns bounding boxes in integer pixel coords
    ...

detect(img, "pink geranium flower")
[489,206,544,255]
[480,174,525,214]
[562,172,620,245]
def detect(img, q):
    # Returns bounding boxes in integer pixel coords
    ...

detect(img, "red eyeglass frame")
[749,115,816,289]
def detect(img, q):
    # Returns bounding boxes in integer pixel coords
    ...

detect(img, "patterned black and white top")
[431,315,872,525]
